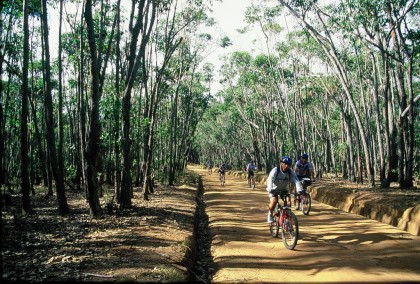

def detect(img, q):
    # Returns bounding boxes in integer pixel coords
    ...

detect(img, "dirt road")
[193,166,420,283]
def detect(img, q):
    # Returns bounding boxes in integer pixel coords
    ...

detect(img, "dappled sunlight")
[189,164,420,283]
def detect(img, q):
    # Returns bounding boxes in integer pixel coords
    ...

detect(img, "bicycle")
[293,178,312,215]
[208,166,212,175]
[269,191,299,250]
[248,174,256,189]
[219,173,225,186]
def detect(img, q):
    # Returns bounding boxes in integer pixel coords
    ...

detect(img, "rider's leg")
[267,194,277,222]
[286,195,291,207]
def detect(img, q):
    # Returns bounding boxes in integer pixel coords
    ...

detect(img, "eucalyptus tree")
[83,0,122,216]
[119,0,156,208]
[165,42,206,185]
[278,0,419,187]
[21,0,32,213]
[41,0,69,214]
[328,0,418,186]
[278,0,377,185]
[140,0,209,198]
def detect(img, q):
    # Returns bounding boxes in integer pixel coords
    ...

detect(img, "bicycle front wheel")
[269,214,279,238]
[293,195,300,210]
[301,192,311,215]
[281,210,299,250]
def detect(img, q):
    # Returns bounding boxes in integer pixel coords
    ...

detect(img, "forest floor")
[1,165,420,283]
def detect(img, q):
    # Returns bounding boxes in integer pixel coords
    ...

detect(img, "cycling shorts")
[268,189,289,201]
[247,171,254,178]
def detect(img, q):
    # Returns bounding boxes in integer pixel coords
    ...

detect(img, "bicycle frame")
[220,172,225,186]
[294,178,312,215]
[248,175,255,189]
[269,192,299,250]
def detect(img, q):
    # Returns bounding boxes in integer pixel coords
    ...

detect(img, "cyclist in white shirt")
[246,160,257,188]
[266,156,303,223]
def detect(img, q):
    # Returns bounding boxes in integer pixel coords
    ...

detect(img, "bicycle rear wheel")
[281,210,299,250]
[301,192,311,215]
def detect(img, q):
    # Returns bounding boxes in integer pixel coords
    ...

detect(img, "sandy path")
[191,166,420,283]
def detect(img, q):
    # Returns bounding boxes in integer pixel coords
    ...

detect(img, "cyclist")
[246,160,257,188]
[293,153,314,198]
[207,161,213,174]
[266,156,303,223]
[218,163,227,182]
[294,153,314,181]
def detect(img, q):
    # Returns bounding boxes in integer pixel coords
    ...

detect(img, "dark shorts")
[268,190,289,201]
[247,171,254,178]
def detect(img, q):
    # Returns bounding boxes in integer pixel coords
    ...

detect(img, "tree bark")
[21,0,32,214]
[41,0,69,215]
[84,0,102,218]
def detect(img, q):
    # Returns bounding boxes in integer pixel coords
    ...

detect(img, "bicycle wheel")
[293,194,300,210]
[301,192,311,215]
[252,179,255,190]
[269,213,279,238]
[281,210,299,250]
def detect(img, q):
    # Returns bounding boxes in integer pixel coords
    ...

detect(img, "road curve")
[191,166,420,283]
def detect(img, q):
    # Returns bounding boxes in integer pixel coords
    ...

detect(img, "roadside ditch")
[182,176,213,283]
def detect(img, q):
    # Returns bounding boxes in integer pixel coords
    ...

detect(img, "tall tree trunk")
[403,58,415,188]
[122,0,156,206]
[28,95,48,187]
[41,0,69,215]
[386,2,408,188]
[77,9,87,193]
[371,53,385,182]
[21,0,32,213]
[84,0,102,218]
[58,0,65,192]
[114,0,122,203]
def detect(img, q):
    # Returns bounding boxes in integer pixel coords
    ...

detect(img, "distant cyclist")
[207,161,213,175]
[218,163,227,181]
[246,160,257,188]
[266,156,303,223]
[293,153,314,199]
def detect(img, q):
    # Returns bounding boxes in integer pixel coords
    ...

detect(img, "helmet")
[250,160,254,163]
[301,153,309,160]
[280,156,292,166]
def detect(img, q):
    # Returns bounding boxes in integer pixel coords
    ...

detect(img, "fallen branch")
[82,273,114,278]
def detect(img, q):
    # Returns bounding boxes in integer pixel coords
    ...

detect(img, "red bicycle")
[269,191,299,250]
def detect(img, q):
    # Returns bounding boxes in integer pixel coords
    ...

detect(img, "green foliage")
[220,36,232,48]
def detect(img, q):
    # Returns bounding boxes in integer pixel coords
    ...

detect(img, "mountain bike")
[294,178,312,215]
[219,172,225,186]
[269,191,299,250]
[248,174,256,189]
